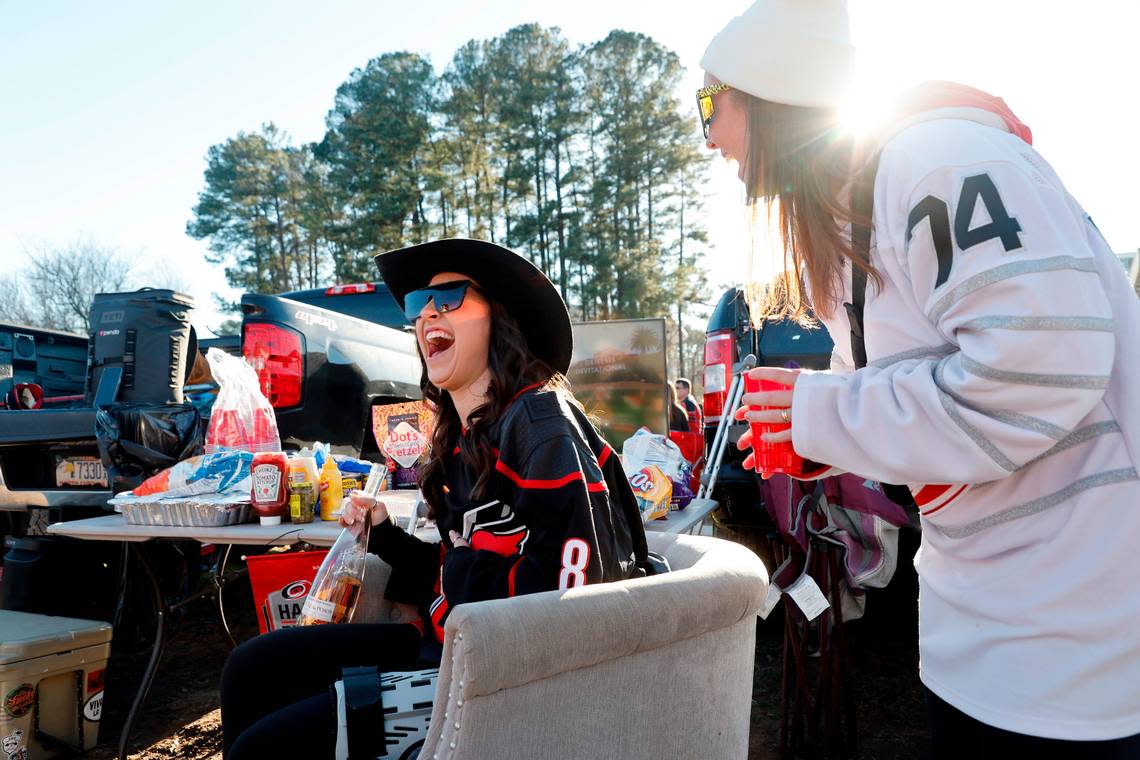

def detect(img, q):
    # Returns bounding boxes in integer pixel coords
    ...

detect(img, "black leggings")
[926,688,1140,759]
[221,623,423,759]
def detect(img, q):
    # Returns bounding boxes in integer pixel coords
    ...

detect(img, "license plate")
[56,457,108,487]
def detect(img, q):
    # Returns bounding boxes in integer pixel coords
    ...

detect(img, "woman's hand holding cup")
[735,366,805,478]
[339,490,389,528]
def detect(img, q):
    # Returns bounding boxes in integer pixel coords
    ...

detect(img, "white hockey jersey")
[791,110,1140,739]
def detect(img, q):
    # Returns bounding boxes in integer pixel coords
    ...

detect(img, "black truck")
[0,324,102,515]
[0,282,420,536]
[236,284,420,455]
[700,287,834,524]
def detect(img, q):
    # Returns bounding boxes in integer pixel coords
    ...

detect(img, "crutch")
[699,353,757,500]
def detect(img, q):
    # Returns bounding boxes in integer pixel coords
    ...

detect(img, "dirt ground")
[71,532,928,760]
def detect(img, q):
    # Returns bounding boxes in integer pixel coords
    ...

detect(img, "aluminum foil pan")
[121,499,251,527]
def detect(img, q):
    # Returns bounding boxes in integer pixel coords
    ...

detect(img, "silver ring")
[780,408,791,424]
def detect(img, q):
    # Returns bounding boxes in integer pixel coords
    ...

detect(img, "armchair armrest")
[420,534,768,760]
[446,535,767,698]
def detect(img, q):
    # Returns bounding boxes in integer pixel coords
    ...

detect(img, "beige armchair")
[356,532,768,760]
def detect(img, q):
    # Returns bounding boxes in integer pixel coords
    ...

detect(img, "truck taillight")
[702,330,735,422]
[243,323,305,408]
[325,283,375,296]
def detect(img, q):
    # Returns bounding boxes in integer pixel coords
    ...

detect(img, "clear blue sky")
[2,1,1137,335]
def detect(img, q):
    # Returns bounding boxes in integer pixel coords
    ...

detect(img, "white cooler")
[0,611,112,759]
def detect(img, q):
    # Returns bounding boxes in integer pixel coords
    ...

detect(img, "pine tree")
[189,26,713,344]
[317,52,439,278]
[187,124,319,296]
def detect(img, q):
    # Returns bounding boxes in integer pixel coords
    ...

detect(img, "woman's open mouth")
[424,328,455,359]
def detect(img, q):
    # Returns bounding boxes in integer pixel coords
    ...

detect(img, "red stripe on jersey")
[913,484,953,506]
[597,443,614,467]
[510,382,544,405]
[922,485,968,516]
[507,556,525,597]
[495,459,606,492]
[429,594,449,643]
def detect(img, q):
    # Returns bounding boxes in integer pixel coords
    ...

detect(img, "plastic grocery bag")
[205,348,281,453]
[621,428,685,481]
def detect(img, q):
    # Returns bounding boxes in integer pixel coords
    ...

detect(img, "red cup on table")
[744,375,805,477]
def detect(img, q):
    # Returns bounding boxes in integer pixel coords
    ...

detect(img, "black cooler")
[85,288,195,405]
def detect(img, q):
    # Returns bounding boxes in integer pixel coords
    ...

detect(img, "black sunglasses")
[404,280,482,322]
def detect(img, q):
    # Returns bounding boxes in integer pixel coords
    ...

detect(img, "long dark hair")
[739,93,880,323]
[417,300,569,514]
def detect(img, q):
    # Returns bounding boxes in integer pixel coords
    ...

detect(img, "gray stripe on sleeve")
[958,315,1115,333]
[932,362,1070,441]
[928,256,1100,324]
[933,363,1018,473]
[869,343,956,369]
[961,355,1110,390]
[1023,421,1123,468]
[932,467,1139,539]
[978,409,1069,441]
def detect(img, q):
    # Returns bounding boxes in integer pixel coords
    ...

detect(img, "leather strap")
[339,666,387,759]
[845,153,878,371]
[845,152,915,509]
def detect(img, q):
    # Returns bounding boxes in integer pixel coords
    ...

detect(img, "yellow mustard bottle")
[318,457,343,521]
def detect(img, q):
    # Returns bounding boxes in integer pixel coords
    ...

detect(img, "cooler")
[0,611,112,759]
[85,288,195,405]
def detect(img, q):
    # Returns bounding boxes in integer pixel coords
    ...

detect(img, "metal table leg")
[117,543,166,760]
[215,543,237,649]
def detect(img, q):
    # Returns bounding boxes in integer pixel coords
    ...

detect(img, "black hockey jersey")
[369,385,648,643]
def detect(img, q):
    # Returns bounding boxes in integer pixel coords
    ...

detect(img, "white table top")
[46,490,429,546]
[47,491,718,545]
[644,498,719,535]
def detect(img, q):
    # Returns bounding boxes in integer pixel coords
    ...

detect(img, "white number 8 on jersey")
[558,538,591,589]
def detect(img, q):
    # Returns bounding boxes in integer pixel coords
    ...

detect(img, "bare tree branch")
[13,240,133,333]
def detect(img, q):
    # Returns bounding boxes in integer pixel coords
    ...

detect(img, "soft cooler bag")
[85,288,195,404]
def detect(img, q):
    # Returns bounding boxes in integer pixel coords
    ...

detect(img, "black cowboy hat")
[374,238,573,375]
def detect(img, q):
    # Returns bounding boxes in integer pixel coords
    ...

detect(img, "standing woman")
[700,0,1140,756]
[668,382,691,433]
[221,239,649,758]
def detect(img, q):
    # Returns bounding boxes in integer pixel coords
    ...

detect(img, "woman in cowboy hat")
[221,239,650,758]
[699,0,1140,756]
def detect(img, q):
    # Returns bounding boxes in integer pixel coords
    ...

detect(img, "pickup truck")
[0,324,103,521]
[0,282,420,536]
[236,284,420,456]
[700,287,834,525]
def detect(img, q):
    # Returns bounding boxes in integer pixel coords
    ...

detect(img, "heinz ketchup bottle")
[250,452,288,525]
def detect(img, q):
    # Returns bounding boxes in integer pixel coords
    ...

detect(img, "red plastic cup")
[743,375,805,477]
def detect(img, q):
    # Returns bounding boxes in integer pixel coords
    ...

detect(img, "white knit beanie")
[701,0,854,109]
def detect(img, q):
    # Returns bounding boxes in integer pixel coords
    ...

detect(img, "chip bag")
[670,461,695,510]
[627,465,673,522]
[111,451,253,504]
[372,401,434,489]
